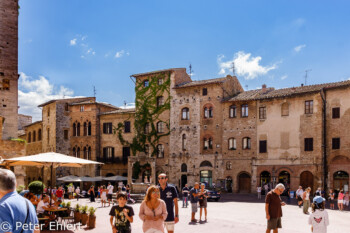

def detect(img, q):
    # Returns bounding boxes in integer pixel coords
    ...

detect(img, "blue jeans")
[183,197,188,207]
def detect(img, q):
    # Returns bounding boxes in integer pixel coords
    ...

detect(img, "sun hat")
[313,196,325,204]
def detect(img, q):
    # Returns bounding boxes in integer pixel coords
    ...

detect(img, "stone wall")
[18,114,32,130]
[0,0,19,139]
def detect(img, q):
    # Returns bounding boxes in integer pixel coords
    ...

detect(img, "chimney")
[262,84,267,92]
[301,84,304,87]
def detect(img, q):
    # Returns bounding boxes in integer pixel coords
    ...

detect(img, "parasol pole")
[50,163,53,206]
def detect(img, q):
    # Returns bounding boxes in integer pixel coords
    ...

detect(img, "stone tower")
[0,0,19,139]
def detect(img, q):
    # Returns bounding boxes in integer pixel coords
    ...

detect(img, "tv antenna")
[231,62,236,76]
[124,101,127,109]
[93,86,96,97]
[189,64,193,78]
[304,69,312,85]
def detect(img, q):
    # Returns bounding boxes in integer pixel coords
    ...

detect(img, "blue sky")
[18,0,350,120]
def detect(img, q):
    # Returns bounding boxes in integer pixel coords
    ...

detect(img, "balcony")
[96,156,128,164]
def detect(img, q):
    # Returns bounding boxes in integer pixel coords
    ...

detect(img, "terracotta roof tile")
[99,108,136,115]
[175,77,227,88]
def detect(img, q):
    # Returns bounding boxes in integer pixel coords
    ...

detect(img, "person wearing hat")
[308,196,329,233]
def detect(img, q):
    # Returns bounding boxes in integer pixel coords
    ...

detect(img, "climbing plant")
[114,72,171,157]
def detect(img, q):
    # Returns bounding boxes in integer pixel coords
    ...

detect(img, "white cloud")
[115,50,130,58]
[120,103,136,109]
[281,75,288,80]
[218,51,278,80]
[294,44,306,52]
[18,72,78,121]
[70,38,77,46]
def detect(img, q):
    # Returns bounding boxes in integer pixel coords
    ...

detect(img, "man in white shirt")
[257,186,262,199]
[37,195,50,216]
[107,182,114,207]
[296,186,304,208]
[75,186,81,200]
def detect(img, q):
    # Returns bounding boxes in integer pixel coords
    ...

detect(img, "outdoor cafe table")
[45,207,68,221]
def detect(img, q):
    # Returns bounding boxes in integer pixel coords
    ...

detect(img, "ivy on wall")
[114,72,171,158]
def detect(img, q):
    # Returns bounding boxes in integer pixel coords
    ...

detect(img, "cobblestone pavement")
[46,194,350,233]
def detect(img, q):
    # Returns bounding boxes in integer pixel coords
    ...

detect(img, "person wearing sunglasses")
[139,185,168,233]
[158,173,179,233]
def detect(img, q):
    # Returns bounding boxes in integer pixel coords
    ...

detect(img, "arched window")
[88,147,91,160]
[157,96,164,107]
[203,137,213,150]
[182,134,187,150]
[84,122,87,136]
[209,107,213,118]
[143,80,149,87]
[243,137,251,149]
[73,147,76,157]
[228,138,236,150]
[77,147,80,157]
[157,122,164,133]
[182,108,189,120]
[229,105,237,118]
[144,123,150,134]
[204,107,209,118]
[83,147,87,159]
[33,131,36,142]
[38,129,42,141]
[281,102,289,116]
[77,123,81,136]
[88,122,91,136]
[181,163,187,172]
[157,144,164,158]
[73,123,77,137]
[28,132,31,143]
[241,104,249,117]
[200,161,213,167]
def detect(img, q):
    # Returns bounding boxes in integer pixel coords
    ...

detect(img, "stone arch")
[300,171,314,190]
[331,155,350,164]
[200,161,213,167]
[237,171,251,193]
[181,163,187,172]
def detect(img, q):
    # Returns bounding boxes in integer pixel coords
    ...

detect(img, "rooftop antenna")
[124,101,127,109]
[189,63,193,79]
[231,61,236,76]
[304,69,312,85]
[93,86,96,97]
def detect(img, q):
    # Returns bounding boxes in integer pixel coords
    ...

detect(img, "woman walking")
[303,187,311,214]
[101,185,108,207]
[139,185,167,233]
[329,189,335,210]
[198,183,208,222]
[337,190,344,211]
[89,185,95,202]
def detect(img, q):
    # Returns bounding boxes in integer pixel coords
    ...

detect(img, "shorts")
[164,221,175,231]
[145,229,163,233]
[107,194,113,200]
[338,200,343,204]
[199,199,207,208]
[57,197,62,201]
[344,200,349,206]
[191,203,198,213]
[297,196,302,201]
[267,218,282,230]
[101,195,107,201]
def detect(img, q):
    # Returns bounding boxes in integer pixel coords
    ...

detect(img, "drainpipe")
[320,88,327,192]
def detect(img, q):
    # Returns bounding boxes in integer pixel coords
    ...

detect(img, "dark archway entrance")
[333,171,349,191]
[238,172,251,193]
[278,171,290,188]
[300,171,314,190]
[181,175,187,188]
[260,171,271,186]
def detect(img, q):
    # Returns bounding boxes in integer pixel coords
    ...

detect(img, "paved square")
[55,196,350,233]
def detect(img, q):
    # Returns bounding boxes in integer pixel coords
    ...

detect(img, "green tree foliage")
[28,181,45,195]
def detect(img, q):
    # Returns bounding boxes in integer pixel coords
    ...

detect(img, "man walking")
[265,183,286,233]
[182,184,189,208]
[158,173,179,233]
[190,182,200,222]
[107,182,114,207]
[0,168,39,233]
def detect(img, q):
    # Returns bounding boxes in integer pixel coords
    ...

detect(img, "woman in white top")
[101,185,108,207]
[308,196,329,233]
[303,187,311,214]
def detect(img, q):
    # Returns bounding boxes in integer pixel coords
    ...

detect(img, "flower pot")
[88,215,96,229]
[74,211,81,223]
[81,213,88,225]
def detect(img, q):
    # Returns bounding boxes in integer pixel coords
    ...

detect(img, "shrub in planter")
[16,185,26,194]
[74,204,81,223]
[80,205,89,225]
[28,181,45,195]
[88,207,97,229]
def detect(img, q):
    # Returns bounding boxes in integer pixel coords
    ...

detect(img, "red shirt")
[56,189,63,198]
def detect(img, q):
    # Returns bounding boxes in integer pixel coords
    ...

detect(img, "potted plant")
[61,202,67,208]
[80,205,89,225]
[66,201,71,216]
[74,204,81,223]
[88,207,97,229]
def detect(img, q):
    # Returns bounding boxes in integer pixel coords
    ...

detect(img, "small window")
[47,107,50,117]
[203,137,213,150]
[47,128,50,143]
[83,122,88,136]
[88,122,91,136]
[65,103,69,111]
[38,129,42,141]
[77,123,80,136]
[305,100,313,114]
[304,138,313,151]
[157,144,164,158]
[228,138,236,150]
[64,130,68,140]
[241,104,249,117]
[332,107,340,119]
[157,122,164,133]
[103,122,113,134]
[144,144,150,156]
[226,161,232,170]
[281,103,289,116]
[80,106,84,112]
[243,137,251,149]
[28,132,31,143]
[204,107,213,119]
[182,134,186,150]
[202,88,207,96]
[103,147,115,162]
[229,105,237,118]
[259,107,266,119]
[158,78,163,85]
[182,108,189,120]
[33,131,36,142]
[144,123,150,134]
[332,138,340,149]
[122,147,131,158]
[124,121,131,133]
[157,96,164,107]
[2,79,9,90]
[144,80,149,87]
[259,140,267,153]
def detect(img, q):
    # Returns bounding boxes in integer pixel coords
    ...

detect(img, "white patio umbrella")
[103,175,128,181]
[57,175,82,182]
[4,152,103,205]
